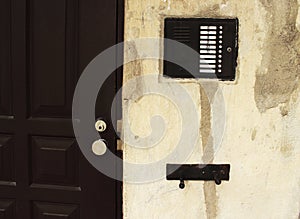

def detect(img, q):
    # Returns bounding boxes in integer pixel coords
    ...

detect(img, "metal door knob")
[92,139,107,156]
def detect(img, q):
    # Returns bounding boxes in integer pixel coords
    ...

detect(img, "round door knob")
[92,139,107,156]
[95,119,107,132]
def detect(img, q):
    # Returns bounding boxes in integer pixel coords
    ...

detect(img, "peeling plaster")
[254,0,300,113]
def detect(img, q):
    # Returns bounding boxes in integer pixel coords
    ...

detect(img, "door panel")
[0,0,123,218]
[32,202,79,219]
[30,136,79,188]
[0,0,13,117]
[0,134,15,184]
[0,200,15,219]
[28,0,78,118]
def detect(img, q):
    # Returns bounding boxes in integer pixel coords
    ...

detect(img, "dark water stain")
[200,86,218,219]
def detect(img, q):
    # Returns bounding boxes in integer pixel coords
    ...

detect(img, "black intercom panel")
[164,18,238,80]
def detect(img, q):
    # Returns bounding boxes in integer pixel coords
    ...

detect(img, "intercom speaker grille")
[164,18,238,80]
[172,27,191,44]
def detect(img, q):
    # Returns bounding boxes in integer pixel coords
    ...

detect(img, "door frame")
[116,0,124,218]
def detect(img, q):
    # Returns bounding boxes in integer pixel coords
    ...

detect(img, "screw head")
[179,180,185,189]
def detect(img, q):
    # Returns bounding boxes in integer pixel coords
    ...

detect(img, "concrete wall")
[122,0,300,218]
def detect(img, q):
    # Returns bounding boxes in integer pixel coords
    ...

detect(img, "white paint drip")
[296,0,300,31]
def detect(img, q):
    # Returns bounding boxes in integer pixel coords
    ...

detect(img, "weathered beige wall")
[122,0,300,218]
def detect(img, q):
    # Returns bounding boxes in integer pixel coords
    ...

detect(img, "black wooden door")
[0,0,123,218]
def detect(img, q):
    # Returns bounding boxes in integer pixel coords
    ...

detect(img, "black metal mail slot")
[167,164,230,189]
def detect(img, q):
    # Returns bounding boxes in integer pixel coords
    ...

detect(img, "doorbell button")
[92,139,107,156]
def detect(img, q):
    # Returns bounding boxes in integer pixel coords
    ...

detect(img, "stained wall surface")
[122,0,300,218]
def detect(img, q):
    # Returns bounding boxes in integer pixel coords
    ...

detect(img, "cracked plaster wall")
[122,0,300,218]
